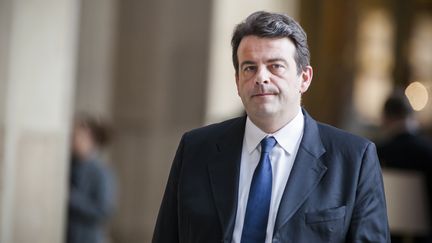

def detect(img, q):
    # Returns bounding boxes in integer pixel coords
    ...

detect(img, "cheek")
[272,78,291,90]
[276,79,301,97]
[237,79,250,93]
[72,134,82,148]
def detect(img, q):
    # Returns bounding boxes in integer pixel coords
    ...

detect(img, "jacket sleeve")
[347,142,390,242]
[152,135,185,243]
[69,165,116,223]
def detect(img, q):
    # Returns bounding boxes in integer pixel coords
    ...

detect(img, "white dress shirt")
[232,109,304,243]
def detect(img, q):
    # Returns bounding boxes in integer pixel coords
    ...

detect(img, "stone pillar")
[0,0,11,233]
[300,0,359,126]
[74,0,117,118]
[0,0,80,242]
[110,0,212,242]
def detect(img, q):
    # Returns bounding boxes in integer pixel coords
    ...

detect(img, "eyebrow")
[266,58,288,65]
[240,58,289,70]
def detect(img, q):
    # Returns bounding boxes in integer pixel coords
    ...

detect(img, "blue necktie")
[241,136,277,243]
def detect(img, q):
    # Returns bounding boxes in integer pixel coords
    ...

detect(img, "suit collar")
[298,108,326,158]
[207,116,246,242]
[244,109,304,155]
[274,109,327,234]
[206,110,327,240]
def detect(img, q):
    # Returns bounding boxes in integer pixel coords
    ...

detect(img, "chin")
[251,108,278,118]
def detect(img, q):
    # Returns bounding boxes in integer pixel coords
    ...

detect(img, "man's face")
[235,36,312,123]
[72,125,95,159]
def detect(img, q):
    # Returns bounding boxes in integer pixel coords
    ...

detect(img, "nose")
[255,67,270,85]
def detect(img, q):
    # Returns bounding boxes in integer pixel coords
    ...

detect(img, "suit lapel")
[207,117,246,241]
[274,110,327,234]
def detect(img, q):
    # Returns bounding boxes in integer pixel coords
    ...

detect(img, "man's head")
[232,11,310,76]
[72,114,111,160]
[383,93,413,121]
[232,11,313,133]
[382,92,418,134]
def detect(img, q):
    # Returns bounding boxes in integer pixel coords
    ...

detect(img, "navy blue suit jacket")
[153,110,390,243]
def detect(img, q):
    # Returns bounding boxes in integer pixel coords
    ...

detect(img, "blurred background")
[0,0,431,242]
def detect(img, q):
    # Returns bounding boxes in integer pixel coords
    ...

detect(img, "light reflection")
[405,81,429,111]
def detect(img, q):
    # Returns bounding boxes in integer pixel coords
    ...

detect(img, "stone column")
[74,0,117,118]
[0,0,11,233]
[110,0,212,241]
[0,0,80,242]
[300,0,359,126]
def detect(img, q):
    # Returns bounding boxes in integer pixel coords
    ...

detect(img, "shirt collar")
[244,108,304,155]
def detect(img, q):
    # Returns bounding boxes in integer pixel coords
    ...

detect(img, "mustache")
[251,86,278,96]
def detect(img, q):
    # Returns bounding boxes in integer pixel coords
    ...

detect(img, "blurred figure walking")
[378,91,432,171]
[67,114,116,243]
[378,91,432,243]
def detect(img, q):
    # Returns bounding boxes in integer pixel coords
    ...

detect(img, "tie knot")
[260,136,277,154]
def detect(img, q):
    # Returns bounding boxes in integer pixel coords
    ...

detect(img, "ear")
[299,65,313,94]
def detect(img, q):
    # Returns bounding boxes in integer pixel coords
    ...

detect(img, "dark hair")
[231,11,310,75]
[383,91,414,120]
[75,114,112,147]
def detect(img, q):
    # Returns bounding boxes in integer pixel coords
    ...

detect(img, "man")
[378,91,432,171]
[68,115,116,243]
[377,92,432,243]
[153,11,389,243]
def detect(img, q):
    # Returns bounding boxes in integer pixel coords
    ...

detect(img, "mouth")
[252,93,276,97]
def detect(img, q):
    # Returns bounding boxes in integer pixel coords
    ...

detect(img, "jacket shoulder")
[182,116,245,142]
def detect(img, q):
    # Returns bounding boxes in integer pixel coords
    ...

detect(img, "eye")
[269,63,286,74]
[271,63,284,69]
[243,65,257,72]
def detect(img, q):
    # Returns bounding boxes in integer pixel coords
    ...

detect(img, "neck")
[249,108,300,134]
[75,150,98,162]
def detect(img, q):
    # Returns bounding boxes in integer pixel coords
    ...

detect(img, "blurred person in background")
[378,90,432,171]
[67,114,116,243]
[378,91,432,243]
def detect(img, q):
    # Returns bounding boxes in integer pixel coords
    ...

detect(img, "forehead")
[237,35,296,61]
